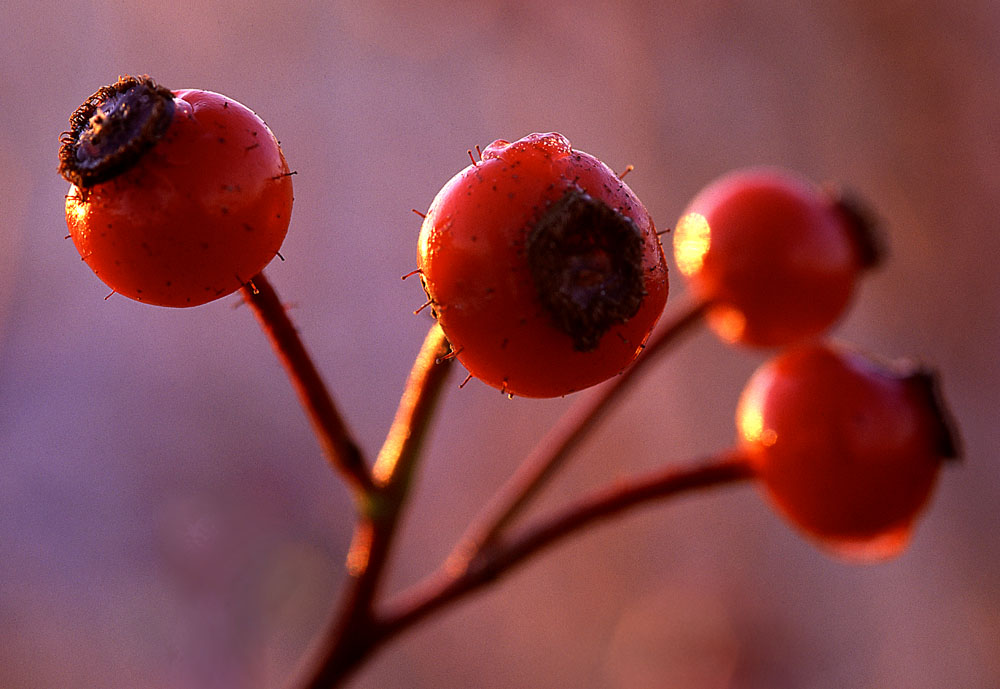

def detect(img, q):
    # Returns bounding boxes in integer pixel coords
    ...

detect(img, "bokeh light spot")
[674,212,711,276]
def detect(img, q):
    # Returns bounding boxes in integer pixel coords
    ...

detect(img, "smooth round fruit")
[736,342,958,560]
[60,75,293,307]
[673,168,879,346]
[417,132,669,398]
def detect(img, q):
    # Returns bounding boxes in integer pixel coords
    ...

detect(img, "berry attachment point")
[58,75,175,188]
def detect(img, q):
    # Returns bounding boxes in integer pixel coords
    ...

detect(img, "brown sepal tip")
[58,74,175,188]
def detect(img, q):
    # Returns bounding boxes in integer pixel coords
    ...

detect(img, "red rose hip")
[674,167,879,346]
[736,342,959,560]
[417,133,669,398]
[60,75,293,307]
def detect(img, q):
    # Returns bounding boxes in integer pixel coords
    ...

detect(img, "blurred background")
[2,1,998,687]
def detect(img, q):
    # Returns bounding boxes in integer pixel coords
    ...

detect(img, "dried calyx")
[527,188,646,351]
[825,184,885,270]
[58,75,175,188]
[906,366,962,461]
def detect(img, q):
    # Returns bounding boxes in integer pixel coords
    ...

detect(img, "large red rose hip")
[674,168,879,347]
[416,133,669,398]
[60,75,293,307]
[736,342,959,560]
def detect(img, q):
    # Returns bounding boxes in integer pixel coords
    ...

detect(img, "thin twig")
[292,324,453,689]
[242,272,373,494]
[371,323,453,495]
[450,294,710,563]
[380,451,752,651]
[241,272,372,493]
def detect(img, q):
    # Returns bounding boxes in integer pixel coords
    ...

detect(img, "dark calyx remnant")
[907,367,962,462]
[526,188,646,352]
[58,75,175,188]
[825,183,884,270]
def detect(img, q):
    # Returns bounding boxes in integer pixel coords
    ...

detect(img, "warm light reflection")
[345,523,374,576]
[67,191,88,229]
[739,407,764,444]
[737,389,777,447]
[673,212,711,275]
[709,305,747,344]
[821,523,912,562]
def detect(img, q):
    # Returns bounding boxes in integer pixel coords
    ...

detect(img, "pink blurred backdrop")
[1,1,998,688]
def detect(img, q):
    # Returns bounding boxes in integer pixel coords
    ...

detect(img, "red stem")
[453,295,709,558]
[241,272,374,494]
[275,298,713,687]
[290,451,750,688]
[291,324,453,689]
[379,452,752,663]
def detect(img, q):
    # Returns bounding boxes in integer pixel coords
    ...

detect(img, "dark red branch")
[454,295,710,557]
[291,324,453,689]
[241,272,374,494]
[380,452,752,653]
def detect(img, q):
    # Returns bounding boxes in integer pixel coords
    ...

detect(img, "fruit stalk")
[455,294,711,555]
[241,272,374,494]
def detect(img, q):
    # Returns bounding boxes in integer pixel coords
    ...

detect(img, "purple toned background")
[2,2,998,688]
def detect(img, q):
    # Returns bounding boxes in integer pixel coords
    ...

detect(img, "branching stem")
[265,297,724,688]
[454,294,710,559]
[380,451,752,643]
[292,324,453,689]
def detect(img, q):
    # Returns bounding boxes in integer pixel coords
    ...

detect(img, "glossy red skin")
[66,89,293,307]
[737,343,944,558]
[674,168,861,346]
[417,133,668,398]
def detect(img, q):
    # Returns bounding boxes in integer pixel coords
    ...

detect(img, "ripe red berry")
[417,133,669,398]
[673,168,879,346]
[60,75,293,307]
[736,342,959,560]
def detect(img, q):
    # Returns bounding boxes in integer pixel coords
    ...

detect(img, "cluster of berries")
[59,78,957,561]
